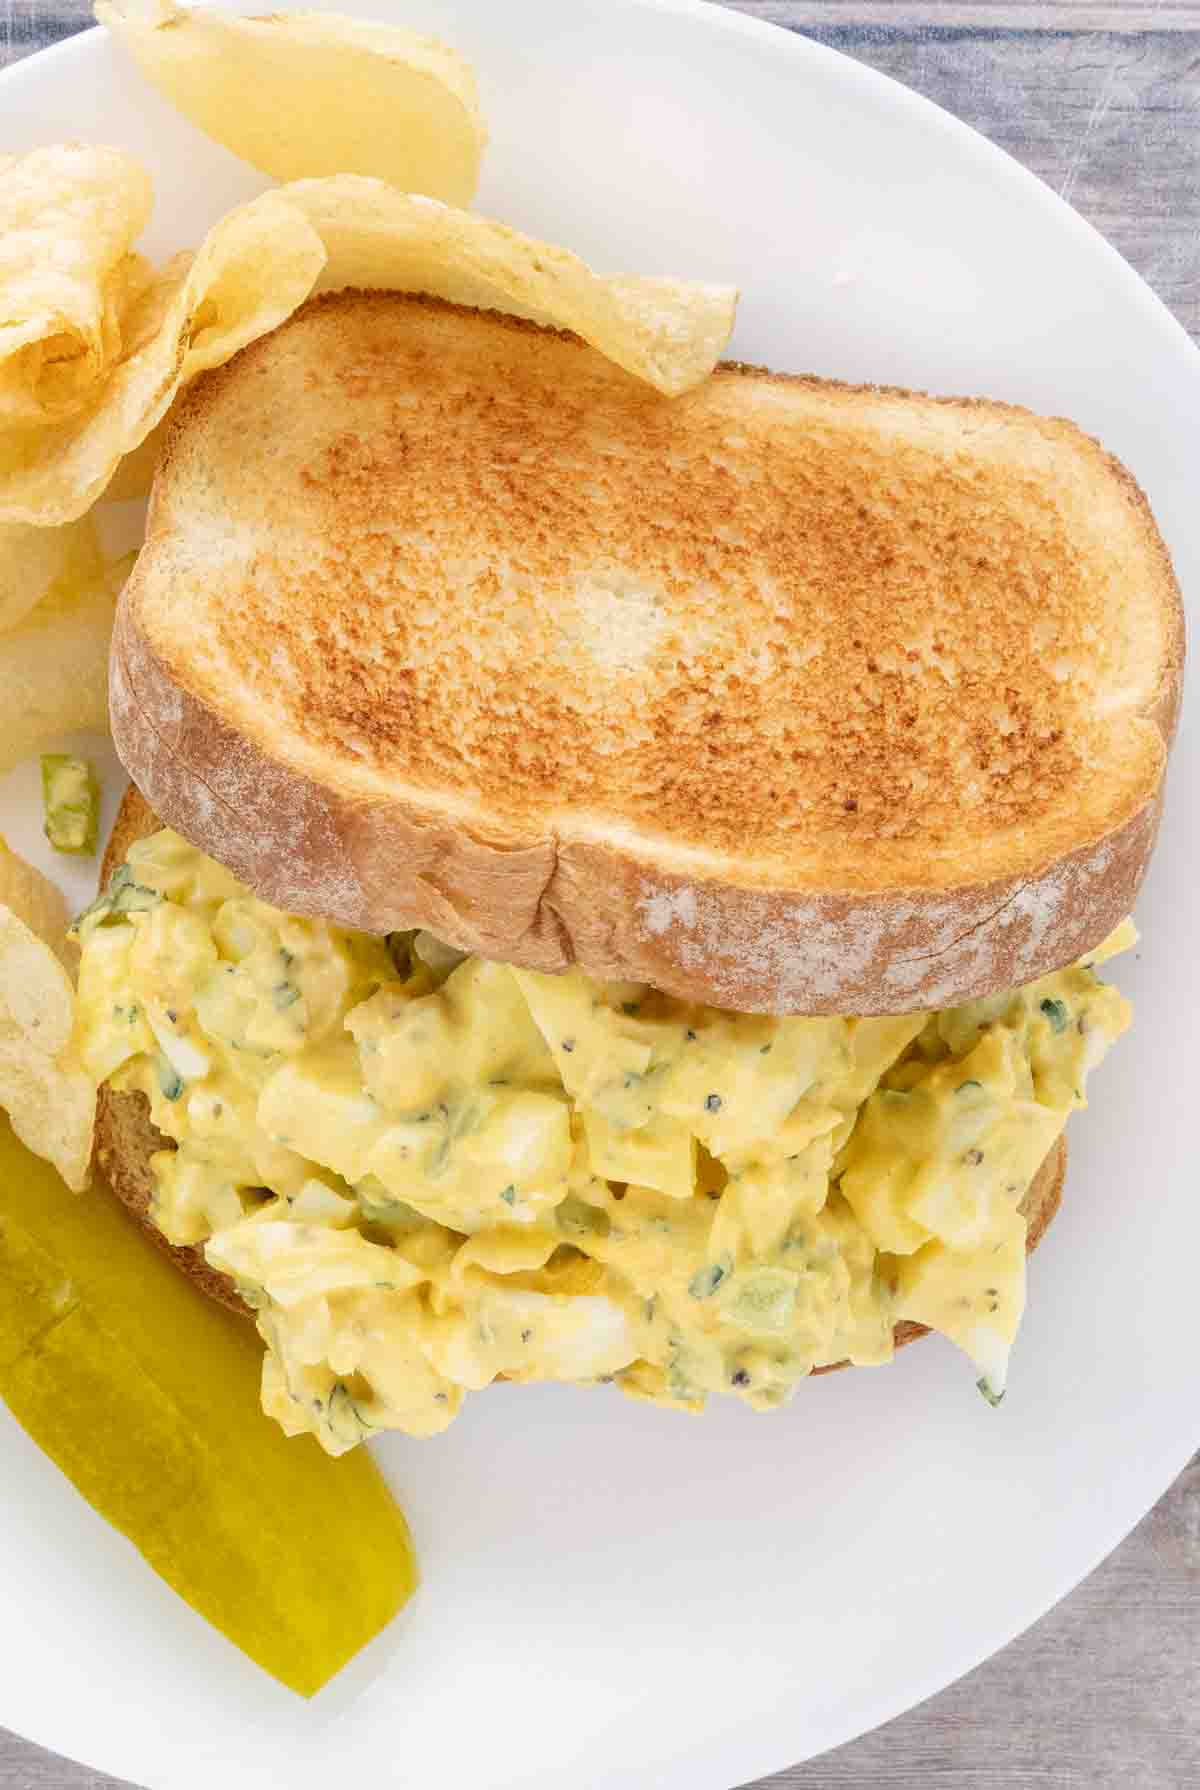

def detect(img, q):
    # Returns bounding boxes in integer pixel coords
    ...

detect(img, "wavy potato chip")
[99,179,738,501]
[0,901,95,1190]
[95,0,486,205]
[0,839,69,962]
[0,145,152,427]
[0,554,129,773]
[0,190,325,525]
[286,177,738,397]
[0,512,104,634]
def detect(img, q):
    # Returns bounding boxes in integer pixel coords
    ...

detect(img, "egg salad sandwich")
[72,292,1184,1453]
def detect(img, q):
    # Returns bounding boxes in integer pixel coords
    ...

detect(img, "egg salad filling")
[72,831,1133,1454]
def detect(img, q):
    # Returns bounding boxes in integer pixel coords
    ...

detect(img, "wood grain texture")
[1,3,1198,1788]
[743,9,1200,339]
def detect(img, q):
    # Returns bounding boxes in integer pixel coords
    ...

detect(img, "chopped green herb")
[156,1054,184,1101]
[272,982,301,1010]
[956,1079,982,1093]
[1039,997,1069,1033]
[976,1377,1005,1408]
[688,1255,732,1300]
[327,1380,378,1444]
[965,1147,985,1166]
[499,1185,516,1206]
[72,862,162,932]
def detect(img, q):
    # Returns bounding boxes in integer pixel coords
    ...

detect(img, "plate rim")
[0,6,1197,1788]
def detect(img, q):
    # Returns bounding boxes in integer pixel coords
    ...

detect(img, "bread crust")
[110,293,1184,1014]
[112,604,1168,1014]
[94,785,1067,1367]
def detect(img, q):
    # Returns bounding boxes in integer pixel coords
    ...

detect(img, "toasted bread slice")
[95,784,1067,1354]
[110,292,1183,1013]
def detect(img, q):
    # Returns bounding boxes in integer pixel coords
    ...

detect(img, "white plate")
[1,5,1196,1787]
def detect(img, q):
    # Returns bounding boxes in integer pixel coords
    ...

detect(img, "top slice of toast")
[111,292,1184,1013]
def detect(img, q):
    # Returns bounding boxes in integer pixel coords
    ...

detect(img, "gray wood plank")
[746,3,1200,28]
[742,13,1200,340]
[1,5,1198,1789]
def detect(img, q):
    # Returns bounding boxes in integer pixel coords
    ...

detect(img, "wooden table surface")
[1,1,1197,1785]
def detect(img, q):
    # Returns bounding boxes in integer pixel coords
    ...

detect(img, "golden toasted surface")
[112,293,1181,1012]
[136,292,1181,890]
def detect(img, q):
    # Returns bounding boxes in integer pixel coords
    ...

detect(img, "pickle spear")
[0,1118,417,1696]
[40,754,100,856]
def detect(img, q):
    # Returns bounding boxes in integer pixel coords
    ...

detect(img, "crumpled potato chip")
[0,512,104,634]
[0,856,94,1190]
[0,145,153,427]
[100,179,738,499]
[0,190,325,525]
[0,838,69,962]
[0,147,735,522]
[286,177,738,397]
[95,0,486,205]
[0,552,131,772]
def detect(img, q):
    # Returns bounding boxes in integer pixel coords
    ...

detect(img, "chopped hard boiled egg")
[72,832,1133,1452]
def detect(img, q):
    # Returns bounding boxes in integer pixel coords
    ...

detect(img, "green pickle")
[0,1119,418,1696]
[40,754,100,855]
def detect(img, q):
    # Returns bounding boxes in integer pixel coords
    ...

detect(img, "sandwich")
[73,292,1183,1452]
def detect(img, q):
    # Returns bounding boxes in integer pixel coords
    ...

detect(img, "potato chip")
[0,902,95,1190]
[0,554,128,773]
[0,145,153,427]
[95,0,486,205]
[0,191,325,525]
[286,177,738,397]
[0,838,69,963]
[96,178,738,500]
[0,512,104,634]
